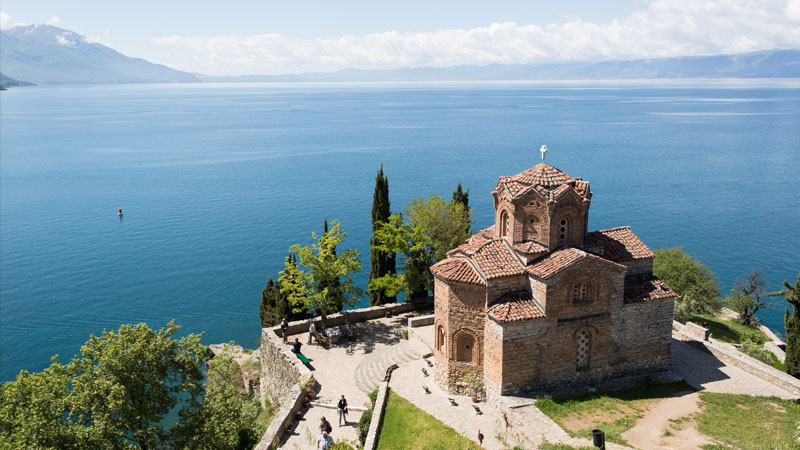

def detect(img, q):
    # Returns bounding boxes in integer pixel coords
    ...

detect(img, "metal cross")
[540,145,548,162]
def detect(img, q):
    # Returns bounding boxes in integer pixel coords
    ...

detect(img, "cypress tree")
[260,277,285,327]
[369,165,396,305]
[770,274,800,377]
[452,183,469,211]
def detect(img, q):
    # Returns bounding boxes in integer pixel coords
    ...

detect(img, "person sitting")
[290,338,302,354]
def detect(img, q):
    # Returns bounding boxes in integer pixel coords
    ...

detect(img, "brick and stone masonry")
[429,157,677,398]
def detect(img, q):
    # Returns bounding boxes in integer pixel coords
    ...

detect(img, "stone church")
[430,149,676,398]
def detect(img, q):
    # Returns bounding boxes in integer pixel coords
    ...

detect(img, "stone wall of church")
[619,297,674,373]
[433,278,488,393]
[622,257,654,276]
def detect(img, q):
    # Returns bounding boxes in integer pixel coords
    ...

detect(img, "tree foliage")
[369,165,396,306]
[652,247,722,322]
[725,270,773,326]
[319,219,345,312]
[769,274,800,377]
[279,220,363,325]
[370,194,473,299]
[0,321,211,450]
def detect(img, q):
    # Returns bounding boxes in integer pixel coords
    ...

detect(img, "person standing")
[317,430,333,449]
[337,395,348,426]
[319,416,332,436]
[280,318,289,343]
[308,320,317,344]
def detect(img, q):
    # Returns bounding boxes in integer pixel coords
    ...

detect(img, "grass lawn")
[536,380,694,447]
[696,392,800,449]
[377,390,480,450]
[689,314,768,344]
[538,441,594,450]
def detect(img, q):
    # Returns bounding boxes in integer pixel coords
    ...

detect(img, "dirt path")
[622,391,710,450]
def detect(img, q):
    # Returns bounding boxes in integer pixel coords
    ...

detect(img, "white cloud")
[145,0,799,76]
[1,10,22,30]
[47,16,62,25]
[55,33,75,46]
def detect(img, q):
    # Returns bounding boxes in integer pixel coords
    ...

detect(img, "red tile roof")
[624,274,677,304]
[495,163,591,201]
[470,240,526,279]
[526,247,626,279]
[486,291,546,322]
[513,241,549,255]
[585,226,655,263]
[430,258,485,286]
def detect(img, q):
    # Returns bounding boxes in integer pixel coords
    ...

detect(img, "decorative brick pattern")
[433,160,676,396]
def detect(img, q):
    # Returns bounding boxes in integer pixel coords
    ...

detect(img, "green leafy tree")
[0,321,210,450]
[726,270,773,325]
[653,247,722,322]
[319,219,345,312]
[370,195,472,299]
[260,276,285,327]
[369,165,397,306]
[770,274,800,377]
[279,220,364,326]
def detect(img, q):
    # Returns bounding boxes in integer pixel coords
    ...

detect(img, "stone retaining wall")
[408,314,435,328]
[363,381,390,450]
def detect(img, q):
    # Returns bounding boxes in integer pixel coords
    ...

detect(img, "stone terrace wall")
[259,328,309,405]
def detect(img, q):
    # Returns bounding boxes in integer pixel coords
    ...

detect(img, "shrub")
[740,330,766,345]
[738,342,773,365]
[357,407,373,445]
[329,439,356,450]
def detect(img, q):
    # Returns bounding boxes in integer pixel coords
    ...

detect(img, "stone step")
[353,341,427,394]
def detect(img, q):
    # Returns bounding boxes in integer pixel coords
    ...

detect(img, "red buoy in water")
[118,208,123,216]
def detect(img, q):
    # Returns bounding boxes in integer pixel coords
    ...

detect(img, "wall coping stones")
[363,381,390,450]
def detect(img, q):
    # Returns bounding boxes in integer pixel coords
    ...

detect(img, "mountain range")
[1,24,798,86]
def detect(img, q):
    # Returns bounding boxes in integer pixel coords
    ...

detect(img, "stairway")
[353,340,425,394]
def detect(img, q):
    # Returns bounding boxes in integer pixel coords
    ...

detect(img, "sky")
[2,0,800,76]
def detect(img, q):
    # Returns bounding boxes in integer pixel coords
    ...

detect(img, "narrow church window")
[576,330,590,370]
[500,211,509,237]
[559,218,569,242]
[437,325,445,350]
[456,334,474,363]
[571,282,592,302]
[527,219,537,240]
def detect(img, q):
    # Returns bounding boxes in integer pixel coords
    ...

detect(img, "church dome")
[511,163,571,189]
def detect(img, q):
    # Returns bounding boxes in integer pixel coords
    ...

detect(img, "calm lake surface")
[1,80,798,381]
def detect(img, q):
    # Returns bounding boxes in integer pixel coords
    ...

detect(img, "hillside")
[0,25,198,85]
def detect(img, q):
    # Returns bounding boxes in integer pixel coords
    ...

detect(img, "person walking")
[319,416,332,437]
[280,318,289,343]
[317,430,333,449]
[337,395,348,426]
[308,320,316,344]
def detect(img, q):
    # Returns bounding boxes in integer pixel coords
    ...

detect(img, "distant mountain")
[0,72,35,88]
[0,25,198,84]
[197,49,800,83]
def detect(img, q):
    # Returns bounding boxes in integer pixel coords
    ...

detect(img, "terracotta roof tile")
[495,163,591,201]
[526,247,626,279]
[513,241,548,255]
[470,240,526,279]
[486,291,545,322]
[585,227,655,263]
[624,274,677,304]
[430,258,485,286]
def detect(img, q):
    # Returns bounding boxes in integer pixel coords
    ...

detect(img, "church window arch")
[456,332,475,363]
[571,281,593,302]
[436,325,445,351]
[576,329,591,370]
[500,210,510,237]
[559,217,569,243]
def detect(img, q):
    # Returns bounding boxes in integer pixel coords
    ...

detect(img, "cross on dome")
[540,145,548,162]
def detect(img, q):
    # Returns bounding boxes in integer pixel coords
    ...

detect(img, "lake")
[1,80,798,381]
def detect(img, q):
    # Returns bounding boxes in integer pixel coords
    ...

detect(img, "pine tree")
[452,183,469,211]
[770,274,800,378]
[369,165,397,305]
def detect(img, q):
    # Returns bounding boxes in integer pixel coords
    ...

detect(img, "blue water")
[2,80,799,382]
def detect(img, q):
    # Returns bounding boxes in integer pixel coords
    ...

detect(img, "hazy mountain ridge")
[0,25,198,84]
[0,72,35,88]
[1,24,797,85]
[197,49,800,82]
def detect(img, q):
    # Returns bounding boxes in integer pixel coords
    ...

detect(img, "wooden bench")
[294,352,311,365]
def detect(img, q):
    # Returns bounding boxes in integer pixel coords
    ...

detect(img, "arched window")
[456,333,475,363]
[500,211,509,237]
[576,329,591,370]
[527,218,538,241]
[436,325,445,350]
[571,282,592,302]
[559,217,569,243]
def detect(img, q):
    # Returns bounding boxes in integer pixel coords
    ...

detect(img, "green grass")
[696,392,800,449]
[690,314,768,344]
[767,351,787,372]
[536,380,694,447]
[377,390,480,450]
[538,441,594,450]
